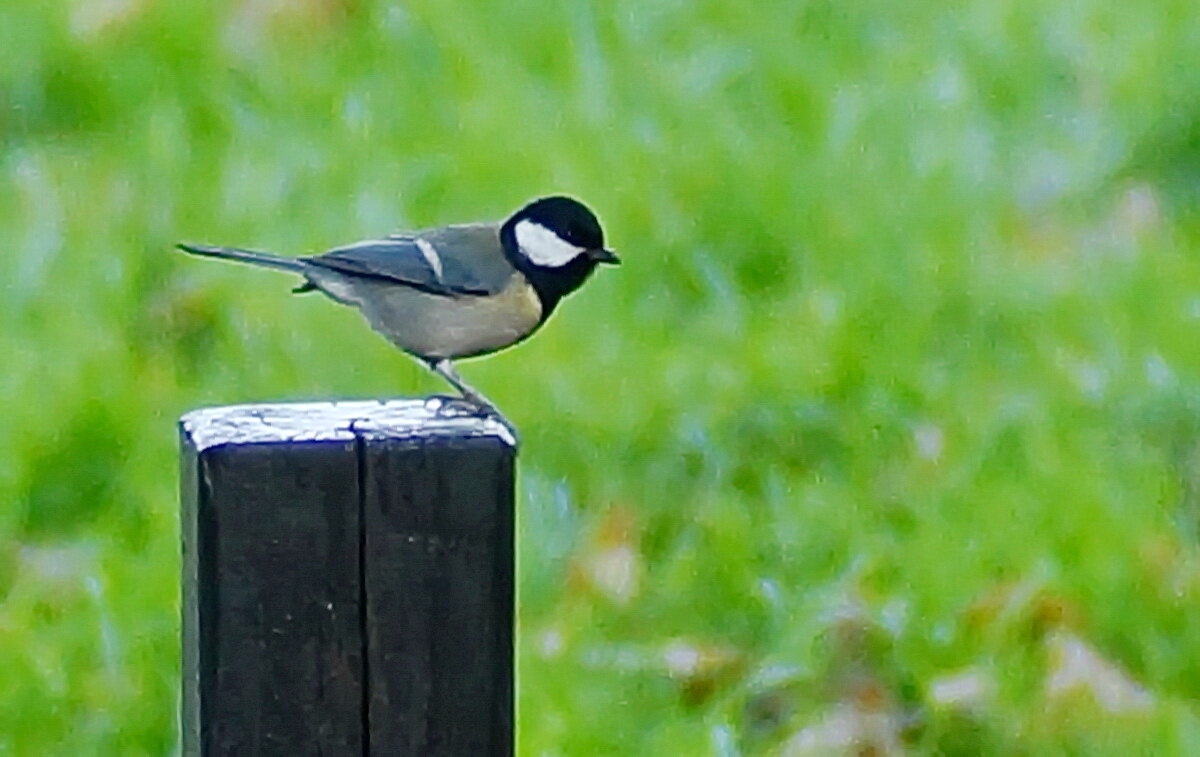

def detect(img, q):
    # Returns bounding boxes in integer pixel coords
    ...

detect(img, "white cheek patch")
[515,219,585,267]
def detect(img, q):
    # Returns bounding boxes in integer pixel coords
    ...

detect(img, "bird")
[178,196,619,422]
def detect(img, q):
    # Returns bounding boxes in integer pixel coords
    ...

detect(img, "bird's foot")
[423,395,520,445]
[425,394,492,418]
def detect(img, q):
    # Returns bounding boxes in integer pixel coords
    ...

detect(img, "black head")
[499,196,619,316]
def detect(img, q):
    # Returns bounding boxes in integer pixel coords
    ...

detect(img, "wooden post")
[180,401,516,756]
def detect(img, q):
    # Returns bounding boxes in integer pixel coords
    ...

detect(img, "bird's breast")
[356,273,544,360]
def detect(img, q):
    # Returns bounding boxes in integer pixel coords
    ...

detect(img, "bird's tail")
[176,243,306,273]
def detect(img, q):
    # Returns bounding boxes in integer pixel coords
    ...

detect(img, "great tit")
[178,196,619,418]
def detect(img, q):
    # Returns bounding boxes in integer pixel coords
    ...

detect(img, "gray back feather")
[303,223,514,296]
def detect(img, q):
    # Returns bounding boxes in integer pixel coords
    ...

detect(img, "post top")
[180,399,517,451]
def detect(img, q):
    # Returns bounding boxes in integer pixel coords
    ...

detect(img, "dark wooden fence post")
[180,401,516,756]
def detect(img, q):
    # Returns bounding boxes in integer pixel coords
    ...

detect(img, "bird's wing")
[302,224,513,296]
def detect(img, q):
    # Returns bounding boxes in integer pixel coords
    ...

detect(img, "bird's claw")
[423,395,520,445]
[425,394,491,417]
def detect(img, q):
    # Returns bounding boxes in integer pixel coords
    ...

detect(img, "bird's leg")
[424,359,517,440]
[426,359,501,417]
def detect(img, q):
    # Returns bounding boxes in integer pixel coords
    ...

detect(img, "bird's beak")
[589,247,621,265]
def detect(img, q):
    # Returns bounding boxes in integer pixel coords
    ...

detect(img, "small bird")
[178,196,618,420]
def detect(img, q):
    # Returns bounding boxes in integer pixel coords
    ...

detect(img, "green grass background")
[3,0,1200,753]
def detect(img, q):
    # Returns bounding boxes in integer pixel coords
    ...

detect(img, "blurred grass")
[3,0,1200,753]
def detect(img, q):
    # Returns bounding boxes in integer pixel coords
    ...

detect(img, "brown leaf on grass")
[662,638,745,706]
[781,597,925,753]
[569,637,744,706]
[777,702,906,757]
[567,506,641,606]
[1044,631,1154,714]
[962,578,1083,640]
[814,600,909,704]
[742,673,804,746]
[928,666,994,713]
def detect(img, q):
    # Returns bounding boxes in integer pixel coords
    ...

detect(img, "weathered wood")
[363,436,515,755]
[180,401,516,756]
